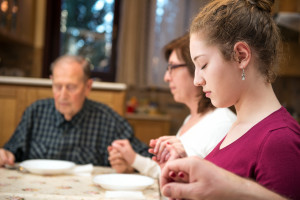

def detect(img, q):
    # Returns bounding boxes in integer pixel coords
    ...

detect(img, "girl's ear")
[233,41,251,69]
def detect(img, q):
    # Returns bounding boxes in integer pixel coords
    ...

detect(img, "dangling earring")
[242,68,245,80]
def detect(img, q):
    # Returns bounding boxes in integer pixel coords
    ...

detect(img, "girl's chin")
[211,100,232,108]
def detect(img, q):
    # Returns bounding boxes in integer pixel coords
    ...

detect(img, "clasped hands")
[107,139,135,173]
[148,136,187,167]
[108,137,196,198]
[108,136,187,172]
[108,137,191,186]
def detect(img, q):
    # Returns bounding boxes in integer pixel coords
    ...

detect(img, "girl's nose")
[194,74,205,87]
[194,67,205,86]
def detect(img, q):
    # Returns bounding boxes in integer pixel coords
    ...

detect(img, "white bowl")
[93,174,154,190]
[20,159,75,175]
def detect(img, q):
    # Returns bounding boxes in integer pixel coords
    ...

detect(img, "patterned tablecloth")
[0,166,160,200]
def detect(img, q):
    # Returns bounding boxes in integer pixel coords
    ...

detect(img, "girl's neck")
[234,82,281,126]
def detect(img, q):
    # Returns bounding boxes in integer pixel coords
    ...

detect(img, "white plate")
[93,174,154,190]
[20,159,75,175]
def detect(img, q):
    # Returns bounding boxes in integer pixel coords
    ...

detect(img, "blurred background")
[0,0,299,136]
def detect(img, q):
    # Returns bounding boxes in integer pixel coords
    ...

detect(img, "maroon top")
[205,107,300,199]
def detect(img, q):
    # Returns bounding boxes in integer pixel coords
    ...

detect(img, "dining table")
[0,165,161,200]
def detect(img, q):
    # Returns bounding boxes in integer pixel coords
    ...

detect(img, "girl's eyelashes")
[201,64,207,70]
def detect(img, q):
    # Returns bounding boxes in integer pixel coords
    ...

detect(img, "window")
[43,0,119,82]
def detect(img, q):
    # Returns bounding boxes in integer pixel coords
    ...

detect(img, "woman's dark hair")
[163,34,214,114]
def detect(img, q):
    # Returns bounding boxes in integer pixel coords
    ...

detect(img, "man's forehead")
[54,61,84,74]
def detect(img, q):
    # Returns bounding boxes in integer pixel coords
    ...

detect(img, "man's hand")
[160,156,287,200]
[0,148,15,167]
[111,139,137,165]
[107,145,134,173]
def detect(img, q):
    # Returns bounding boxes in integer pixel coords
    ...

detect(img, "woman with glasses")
[107,34,236,178]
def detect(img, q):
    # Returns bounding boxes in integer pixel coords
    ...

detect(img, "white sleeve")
[131,154,160,178]
[179,108,236,158]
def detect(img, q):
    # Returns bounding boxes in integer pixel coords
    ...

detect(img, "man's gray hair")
[50,55,92,80]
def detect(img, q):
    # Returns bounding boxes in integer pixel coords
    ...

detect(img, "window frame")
[42,0,120,82]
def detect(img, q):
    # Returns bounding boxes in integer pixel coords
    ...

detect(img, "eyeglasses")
[166,63,186,75]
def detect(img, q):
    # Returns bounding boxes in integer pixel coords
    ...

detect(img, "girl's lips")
[204,91,211,98]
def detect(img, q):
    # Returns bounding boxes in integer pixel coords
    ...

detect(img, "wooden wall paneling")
[15,86,27,124]
[0,86,18,147]
[89,90,126,116]
[127,118,170,145]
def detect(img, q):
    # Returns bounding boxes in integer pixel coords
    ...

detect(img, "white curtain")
[116,0,208,88]
[116,0,150,87]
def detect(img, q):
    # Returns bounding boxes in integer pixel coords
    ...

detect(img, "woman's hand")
[149,136,177,161]
[149,136,187,169]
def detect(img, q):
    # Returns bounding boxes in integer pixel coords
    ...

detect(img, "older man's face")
[51,60,92,121]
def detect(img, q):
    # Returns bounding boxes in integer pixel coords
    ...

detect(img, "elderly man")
[0,55,150,166]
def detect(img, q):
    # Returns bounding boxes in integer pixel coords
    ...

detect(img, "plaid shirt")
[4,98,151,166]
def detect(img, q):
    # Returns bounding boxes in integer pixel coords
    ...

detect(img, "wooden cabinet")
[272,0,300,77]
[279,42,300,77]
[0,76,126,147]
[126,114,171,145]
[277,0,300,12]
[0,0,46,78]
[0,0,46,47]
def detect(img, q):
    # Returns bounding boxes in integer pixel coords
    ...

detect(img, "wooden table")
[0,166,161,200]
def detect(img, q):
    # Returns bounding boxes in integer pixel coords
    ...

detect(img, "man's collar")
[54,110,65,126]
[55,99,88,127]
